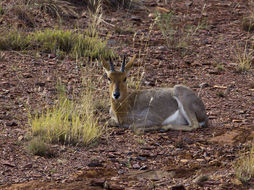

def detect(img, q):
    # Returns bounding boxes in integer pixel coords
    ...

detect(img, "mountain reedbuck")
[102,56,208,132]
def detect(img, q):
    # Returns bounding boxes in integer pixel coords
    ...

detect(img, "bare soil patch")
[1,0,254,189]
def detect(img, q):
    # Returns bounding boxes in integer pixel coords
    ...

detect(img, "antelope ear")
[101,58,110,75]
[125,55,136,73]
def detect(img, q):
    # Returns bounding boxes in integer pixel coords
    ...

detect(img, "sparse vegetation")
[0,0,114,59]
[0,29,113,59]
[234,42,253,72]
[216,64,224,72]
[12,4,35,27]
[2,0,76,27]
[0,30,31,51]
[96,0,136,10]
[242,0,254,32]
[155,11,176,48]
[235,145,254,184]
[0,4,5,16]
[155,11,207,51]
[1,0,254,188]
[250,82,254,89]
[128,22,154,90]
[128,67,144,90]
[217,91,225,98]
[31,0,77,20]
[26,137,54,157]
[29,84,103,146]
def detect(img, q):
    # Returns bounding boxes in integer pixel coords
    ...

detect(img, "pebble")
[171,184,186,190]
[193,175,209,185]
[132,163,141,169]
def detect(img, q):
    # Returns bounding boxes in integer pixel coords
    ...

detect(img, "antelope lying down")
[102,56,208,132]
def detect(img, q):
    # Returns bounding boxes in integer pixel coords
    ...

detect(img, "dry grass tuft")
[26,137,55,157]
[29,84,103,146]
[234,42,253,72]
[235,145,254,184]
[242,0,254,32]
[0,28,113,59]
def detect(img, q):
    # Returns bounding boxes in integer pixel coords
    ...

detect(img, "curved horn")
[109,57,115,72]
[120,55,126,72]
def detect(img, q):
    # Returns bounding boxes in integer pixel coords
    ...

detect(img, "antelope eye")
[123,77,127,82]
[107,77,111,82]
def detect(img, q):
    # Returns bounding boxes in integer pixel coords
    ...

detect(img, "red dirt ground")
[0,0,254,189]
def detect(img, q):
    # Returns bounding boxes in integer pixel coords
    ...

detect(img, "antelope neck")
[111,90,130,124]
[111,93,129,113]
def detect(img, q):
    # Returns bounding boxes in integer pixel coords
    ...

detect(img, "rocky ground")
[0,0,254,189]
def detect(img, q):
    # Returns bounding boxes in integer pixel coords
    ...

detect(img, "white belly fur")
[162,96,189,125]
[162,96,205,127]
[162,110,187,125]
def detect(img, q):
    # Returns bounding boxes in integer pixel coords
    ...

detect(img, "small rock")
[144,80,155,86]
[81,11,86,18]
[184,60,192,65]
[23,73,33,78]
[156,7,170,13]
[180,159,189,164]
[148,13,155,18]
[196,159,205,162]
[137,156,147,161]
[193,175,209,185]
[59,146,67,153]
[23,163,33,169]
[90,178,105,187]
[139,165,148,170]
[48,53,56,58]
[131,16,142,22]
[87,160,103,167]
[108,182,124,190]
[141,146,155,150]
[209,70,219,75]
[133,163,141,169]
[185,0,193,7]
[35,82,46,87]
[6,120,18,127]
[202,39,209,45]
[18,136,24,141]
[136,170,174,181]
[126,151,132,155]
[107,39,117,46]
[0,95,7,99]
[104,181,109,189]
[158,46,167,51]
[107,153,116,158]
[191,60,202,67]
[171,184,186,190]
[111,18,118,22]
[1,160,15,167]
[199,82,210,88]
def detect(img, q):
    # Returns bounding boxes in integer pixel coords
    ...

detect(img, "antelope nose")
[113,91,120,99]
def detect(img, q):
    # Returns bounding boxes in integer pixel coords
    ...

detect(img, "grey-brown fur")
[103,56,208,132]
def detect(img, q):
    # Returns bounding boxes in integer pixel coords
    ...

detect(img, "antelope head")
[103,55,136,101]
